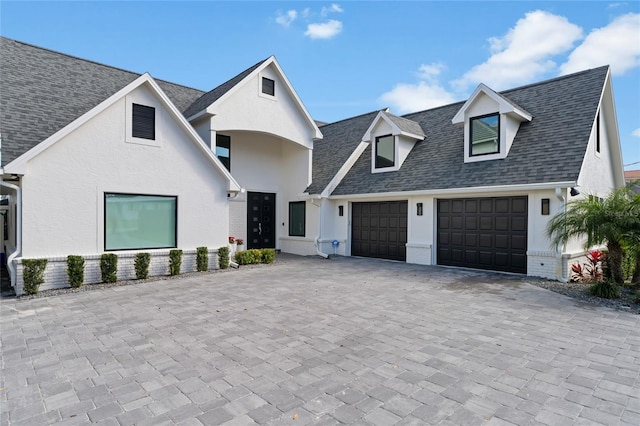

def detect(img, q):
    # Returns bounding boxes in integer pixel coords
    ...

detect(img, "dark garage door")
[352,201,408,261]
[437,197,527,274]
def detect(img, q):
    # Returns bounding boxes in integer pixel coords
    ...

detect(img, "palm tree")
[627,190,640,284]
[546,188,632,284]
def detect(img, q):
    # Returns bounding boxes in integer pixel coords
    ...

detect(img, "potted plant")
[228,236,236,254]
[236,238,244,251]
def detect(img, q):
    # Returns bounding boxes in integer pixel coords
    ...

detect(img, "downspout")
[310,197,329,258]
[1,180,21,289]
[555,188,568,282]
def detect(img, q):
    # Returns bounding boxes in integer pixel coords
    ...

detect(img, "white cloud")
[275,10,297,27]
[305,20,343,39]
[452,10,582,91]
[633,128,640,137]
[321,4,343,17]
[302,8,311,18]
[416,63,446,82]
[608,3,623,8]
[560,13,640,76]
[379,63,456,114]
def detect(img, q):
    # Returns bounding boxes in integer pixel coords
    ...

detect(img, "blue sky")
[2,1,639,169]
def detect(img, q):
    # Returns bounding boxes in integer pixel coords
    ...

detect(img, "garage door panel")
[352,201,407,261]
[438,196,527,274]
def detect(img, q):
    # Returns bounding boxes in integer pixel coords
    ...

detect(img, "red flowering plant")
[228,236,235,244]
[570,250,605,283]
[235,238,244,245]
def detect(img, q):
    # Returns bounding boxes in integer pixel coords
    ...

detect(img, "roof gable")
[184,56,322,140]
[362,111,425,142]
[4,73,241,192]
[451,83,532,124]
[0,37,205,167]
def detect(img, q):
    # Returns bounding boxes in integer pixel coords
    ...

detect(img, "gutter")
[0,179,21,290]
[310,197,329,259]
[555,187,569,282]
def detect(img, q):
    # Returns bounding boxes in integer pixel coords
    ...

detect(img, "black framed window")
[375,135,395,168]
[216,134,231,171]
[105,193,177,251]
[132,104,155,140]
[289,201,305,237]
[470,113,499,156]
[262,77,275,96]
[596,111,601,154]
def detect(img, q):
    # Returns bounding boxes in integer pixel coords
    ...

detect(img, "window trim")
[104,192,178,251]
[374,134,395,169]
[132,103,156,140]
[216,134,231,172]
[469,113,500,157]
[288,201,306,237]
[261,77,275,96]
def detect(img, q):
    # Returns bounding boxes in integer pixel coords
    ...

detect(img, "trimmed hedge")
[66,255,85,288]
[218,246,230,269]
[101,253,118,283]
[135,253,150,279]
[23,259,47,295]
[169,249,182,276]
[196,246,209,272]
[235,248,277,265]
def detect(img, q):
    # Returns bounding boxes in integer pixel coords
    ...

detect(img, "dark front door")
[437,196,528,274]
[247,192,276,249]
[352,201,408,261]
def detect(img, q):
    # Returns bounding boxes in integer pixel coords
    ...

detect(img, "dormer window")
[470,113,499,156]
[375,135,395,169]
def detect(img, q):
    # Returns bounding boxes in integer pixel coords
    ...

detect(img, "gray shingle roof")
[305,110,383,194]
[0,37,205,167]
[182,58,269,119]
[381,111,425,138]
[314,66,608,196]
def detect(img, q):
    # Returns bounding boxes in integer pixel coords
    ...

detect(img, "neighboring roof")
[0,37,205,167]
[182,58,269,119]
[314,66,609,196]
[306,110,382,194]
[624,170,640,181]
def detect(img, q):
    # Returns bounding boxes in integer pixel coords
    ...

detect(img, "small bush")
[22,259,47,295]
[235,249,262,265]
[261,249,276,264]
[101,253,118,283]
[196,246,209,272]
[135,253,151,279]
[66,255,85,288]
[169,249,182,276]
[588,280,621,299]
[218,246,230,269]
[633,290,640,305]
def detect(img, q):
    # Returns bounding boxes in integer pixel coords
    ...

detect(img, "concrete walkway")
[1,255,639,425]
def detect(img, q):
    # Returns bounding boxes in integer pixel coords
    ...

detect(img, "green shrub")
[22,259,47,295]
[196,246,209,272]
[66,255,85,288]
[101,253,118,283]
[235,249,262,265]
[261,249,276,264]
[169,249,182,276]
[588,280,621,299]
[622,248,635,282]
[218,246,230,269]
[633,290,640,305]
[135,253,150,279]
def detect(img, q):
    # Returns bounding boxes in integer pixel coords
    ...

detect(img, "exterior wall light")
[338,205,344,216]
[417,202,423,216]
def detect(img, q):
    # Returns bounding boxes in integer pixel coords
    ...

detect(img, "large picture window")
[470,113,499,156]
[289,201,305,237]
[105,193,177,250]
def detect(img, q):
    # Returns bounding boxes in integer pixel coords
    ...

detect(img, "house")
[0,37,625,295]
[625,170,640,194]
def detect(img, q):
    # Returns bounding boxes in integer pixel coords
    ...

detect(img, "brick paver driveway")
[1,255,639,425]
